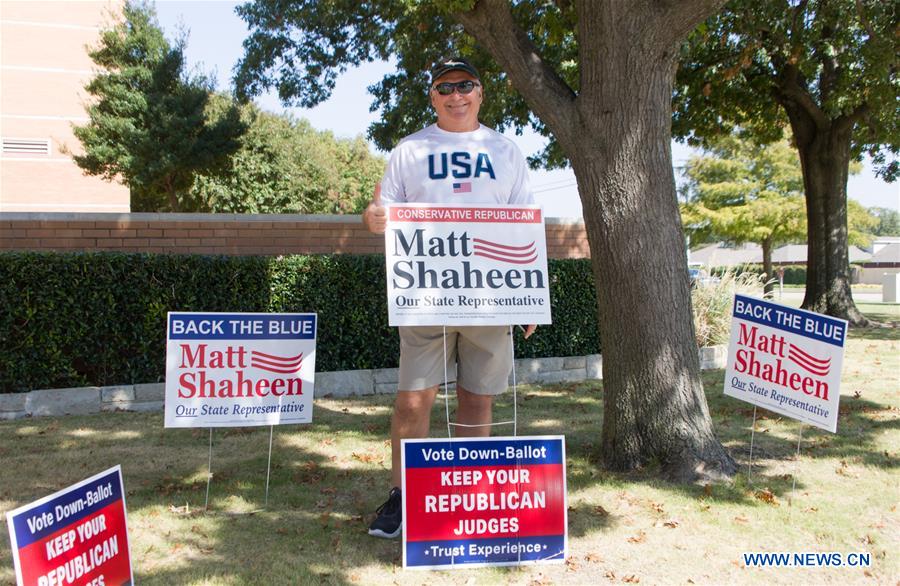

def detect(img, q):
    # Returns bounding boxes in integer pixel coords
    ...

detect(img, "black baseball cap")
[430,57,480,83]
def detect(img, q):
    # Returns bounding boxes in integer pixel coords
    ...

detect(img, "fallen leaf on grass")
[190,525,207,538]
[733,515,749,524]
[755,488,779,506]
[352,452,383,464]
[860,534,875,545]
[627,531,647,543]
[565,556,579,571]
[623,574,640,583]
[320,487,337,495]
[803,507,818,513]
[663,519,680,528]
[168,503,192,516]
[320,438,335,446]
[605,571,616,580]
[650,502,665,513]
[593,505,610,517]
[584,553,602,563]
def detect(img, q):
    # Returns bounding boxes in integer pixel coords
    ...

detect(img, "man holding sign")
[363,57,536,538]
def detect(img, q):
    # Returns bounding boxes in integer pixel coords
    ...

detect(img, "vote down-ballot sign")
[6,466,132,586]
[402,436,566,569]
[725,294,847,433]
[165,312,317,428]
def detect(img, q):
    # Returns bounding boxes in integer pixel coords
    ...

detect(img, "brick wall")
[0,213,590,258]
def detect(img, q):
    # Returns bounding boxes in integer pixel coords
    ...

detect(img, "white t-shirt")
[380,124,533,205]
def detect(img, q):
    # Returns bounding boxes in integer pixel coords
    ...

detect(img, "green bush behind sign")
[0,252,601,393]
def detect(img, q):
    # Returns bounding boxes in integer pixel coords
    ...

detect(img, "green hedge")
[0,252,601,393]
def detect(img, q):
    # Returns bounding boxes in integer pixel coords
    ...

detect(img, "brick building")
[1,0,129,212]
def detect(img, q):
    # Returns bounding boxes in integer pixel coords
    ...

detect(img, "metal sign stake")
[264,425,275,507]
[205,428,213,511]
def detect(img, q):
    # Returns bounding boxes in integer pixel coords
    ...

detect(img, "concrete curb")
[0,347,728,420]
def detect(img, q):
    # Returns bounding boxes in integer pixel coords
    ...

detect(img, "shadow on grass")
[1,357,896,582]
[848,323,900,341]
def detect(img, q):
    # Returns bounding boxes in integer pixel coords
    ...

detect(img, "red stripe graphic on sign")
[473,238,537,264]
[787,344,830,376]
[250,351,303,373]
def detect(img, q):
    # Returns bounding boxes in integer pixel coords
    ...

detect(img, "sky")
[153,1,899,218]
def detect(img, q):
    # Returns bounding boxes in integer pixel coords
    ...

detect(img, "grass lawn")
[1,316,897,585]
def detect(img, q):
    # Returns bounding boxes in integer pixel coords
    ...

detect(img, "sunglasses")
[432,80,481,95]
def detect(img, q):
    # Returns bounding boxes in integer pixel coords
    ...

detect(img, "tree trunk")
[762,237,774,297]
[459,0,734,482]
[572,11,735,483]
[788,117,868,326]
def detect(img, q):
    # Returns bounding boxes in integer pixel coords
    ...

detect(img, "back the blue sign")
[167,313,317,340]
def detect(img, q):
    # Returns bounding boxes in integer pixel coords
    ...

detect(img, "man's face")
[430,71,482,132]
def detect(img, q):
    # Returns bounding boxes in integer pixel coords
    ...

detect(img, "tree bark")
[459,0,735,482]
[774,65,869,327]
[783,112,868,326]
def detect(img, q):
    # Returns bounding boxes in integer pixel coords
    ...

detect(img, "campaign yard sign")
[165,312,317,428]
[385,203,552,326]
[725,294,847,433]
[6,466,132,586]
[402,436,566,570]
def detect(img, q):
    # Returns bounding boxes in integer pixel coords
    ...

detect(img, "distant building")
[688,241,873,276]
[689,242,872,268]
[860,241,900,284]
[1,0,128,212]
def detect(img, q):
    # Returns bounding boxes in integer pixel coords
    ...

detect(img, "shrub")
[691,270,768,347]
[0,252,602,393]
[709,263,807,285]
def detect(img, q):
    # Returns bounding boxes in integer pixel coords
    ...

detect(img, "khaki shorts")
[398,326,513,395]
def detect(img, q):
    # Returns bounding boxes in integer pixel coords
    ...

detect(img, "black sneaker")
[368,487,402,538]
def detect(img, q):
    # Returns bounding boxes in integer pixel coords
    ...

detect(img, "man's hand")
[520,325,537,339]
[363,184,387,234]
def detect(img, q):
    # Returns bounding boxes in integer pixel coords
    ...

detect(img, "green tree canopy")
[673,0,899,325]
[188,97,385,214]
[73,1,246,212]
[867,207,900,237]
[681,135,807,292]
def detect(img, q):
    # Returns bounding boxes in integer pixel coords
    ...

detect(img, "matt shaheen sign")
[165,312,317,428]
[385,204,552,326]
[725,295,846,433]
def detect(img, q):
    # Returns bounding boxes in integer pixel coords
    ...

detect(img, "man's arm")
[363,184,387,234]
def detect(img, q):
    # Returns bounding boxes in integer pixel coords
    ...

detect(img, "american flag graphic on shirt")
[452,182,472,193]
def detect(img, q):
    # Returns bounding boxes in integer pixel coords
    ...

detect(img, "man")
[363,57,536,539]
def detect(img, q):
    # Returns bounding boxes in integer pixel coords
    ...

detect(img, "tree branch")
[652,0,729,49]
[453,0,578,142]
[774,63,830,130]
[854,0,878,40]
